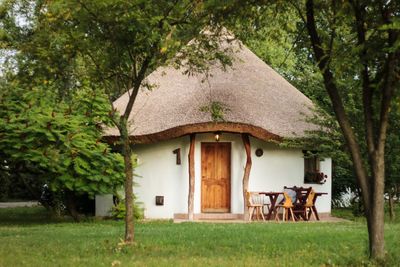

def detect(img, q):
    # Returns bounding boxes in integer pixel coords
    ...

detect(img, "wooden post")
[242,134,252,221]
[188,134,196,220]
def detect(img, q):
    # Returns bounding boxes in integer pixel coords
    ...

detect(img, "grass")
[0,207,399,266]
[332,204,400,224]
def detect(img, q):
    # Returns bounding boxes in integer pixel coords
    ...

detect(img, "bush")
[110,195,144,220]
[0,173,10,201]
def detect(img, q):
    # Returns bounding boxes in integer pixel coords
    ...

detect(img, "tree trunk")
[354,188,364,216]
[120,118,134,243]
[369,166,385,259]
[188,134,195,221]
[16,163,44,202]
[304,0,389,259]
[242,134,252,220]
[65,190,80,222]
[388,191,395,221]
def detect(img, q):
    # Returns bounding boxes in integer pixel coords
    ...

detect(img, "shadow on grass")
[0,206,124,227]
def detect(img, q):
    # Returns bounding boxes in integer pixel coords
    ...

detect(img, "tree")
[291,0,400,259]
[385,105,400,221]
[0,81,125,219]
[0,1,127,218]
[232,0,399,259]
[235,2,359,208]
[0,0,254,243]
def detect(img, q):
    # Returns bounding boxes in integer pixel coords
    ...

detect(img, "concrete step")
[174,213,243,220]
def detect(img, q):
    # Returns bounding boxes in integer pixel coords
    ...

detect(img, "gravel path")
[0,201,40,208]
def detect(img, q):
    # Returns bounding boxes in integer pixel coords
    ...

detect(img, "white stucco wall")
[95,194,114,217]
[133,137,189,218]
[248,137,332,214]
[119,133,332,219]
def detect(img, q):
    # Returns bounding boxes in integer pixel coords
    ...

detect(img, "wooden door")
[201,142,231,213]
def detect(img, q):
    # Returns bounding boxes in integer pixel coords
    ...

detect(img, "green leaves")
[200,101,230,122]
[0,83,125,197]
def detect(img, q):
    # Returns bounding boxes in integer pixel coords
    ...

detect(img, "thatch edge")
[103,122,282,144]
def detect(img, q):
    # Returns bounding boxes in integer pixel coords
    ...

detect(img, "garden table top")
[259,192,283,220]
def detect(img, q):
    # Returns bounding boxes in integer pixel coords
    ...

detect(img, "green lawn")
[0,207,399,267]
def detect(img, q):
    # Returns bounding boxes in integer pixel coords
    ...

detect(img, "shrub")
[110,195,144,220]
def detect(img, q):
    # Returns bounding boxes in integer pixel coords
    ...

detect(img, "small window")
[303,151,321,184]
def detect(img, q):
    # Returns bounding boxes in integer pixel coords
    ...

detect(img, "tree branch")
[122,2,196,121]
[122,56,152,120]
[278,25,305,69]
[305,0,371,208]
[327,0,337,58]
[289,0,307,25]
[350,0,375,156]
[376,4,399,154]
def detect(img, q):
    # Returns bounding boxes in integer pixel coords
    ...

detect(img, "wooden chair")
[275,192,295,222]
[303,189,317,221]
[298,187,312,205]
[285,186,311,205]
[246,191,265,221]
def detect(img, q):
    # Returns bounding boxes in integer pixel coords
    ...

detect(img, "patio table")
[259,192,283,220]
[311,192,327,220]
[293,191,327,221]
[283,187,328,221]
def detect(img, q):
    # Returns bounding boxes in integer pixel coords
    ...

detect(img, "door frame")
[200,142,231,213]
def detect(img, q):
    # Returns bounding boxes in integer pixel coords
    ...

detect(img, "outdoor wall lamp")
[214,131,221,142]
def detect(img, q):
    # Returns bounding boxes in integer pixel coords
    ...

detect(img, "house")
[97,36,332,220]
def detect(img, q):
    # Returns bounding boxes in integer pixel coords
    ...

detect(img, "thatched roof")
[104,39,316,144]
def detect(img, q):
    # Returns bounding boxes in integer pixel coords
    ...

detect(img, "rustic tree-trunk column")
[188,134,196,221]
[242,134,252,221]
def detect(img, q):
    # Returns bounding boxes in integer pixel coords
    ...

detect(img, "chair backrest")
[246,191,252,206]
[246,191,263,206]
[297,187,312,204]
[303,187,312,197]
[305,189,315,207]
[283,188,297,203]
[284,186,297,190]
[282,192,294,208]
